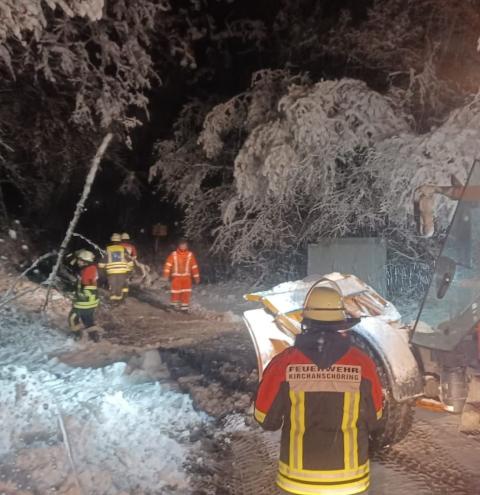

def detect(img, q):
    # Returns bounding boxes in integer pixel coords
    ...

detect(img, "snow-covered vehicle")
[410,159,480,427]
[243,160,480,445]
[244,273,423,447]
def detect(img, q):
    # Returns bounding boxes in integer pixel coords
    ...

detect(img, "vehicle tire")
[352,335,415,450]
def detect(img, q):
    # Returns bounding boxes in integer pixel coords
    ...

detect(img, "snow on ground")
[0,308,210,495]
[193,282,258,316]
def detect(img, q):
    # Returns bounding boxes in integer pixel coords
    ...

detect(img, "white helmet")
[76,249,95,263]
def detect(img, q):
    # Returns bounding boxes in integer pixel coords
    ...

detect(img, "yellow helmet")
[76,249,95,263]
[111,233,121,242]
[303,285,348,323]
[121,232,130,241]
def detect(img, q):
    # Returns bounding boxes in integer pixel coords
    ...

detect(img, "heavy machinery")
[243,160,480,446]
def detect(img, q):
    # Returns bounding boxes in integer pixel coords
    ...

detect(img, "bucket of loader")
[244,273,400,378]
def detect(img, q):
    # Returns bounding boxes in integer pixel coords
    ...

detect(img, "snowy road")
[0,309,209,495]
[3,287,480,495]
[229,414,480,495]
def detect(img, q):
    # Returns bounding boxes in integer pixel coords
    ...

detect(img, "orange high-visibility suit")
[163,248,200,310]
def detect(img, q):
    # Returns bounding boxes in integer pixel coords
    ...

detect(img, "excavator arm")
[414,174,480,237]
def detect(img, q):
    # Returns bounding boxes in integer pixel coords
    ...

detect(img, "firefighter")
[121,232,137,280]
[163,238,200,311]
[68,249,99,337]
[99,233,132,301]
[120,232,138,262]
[254,283,383,495]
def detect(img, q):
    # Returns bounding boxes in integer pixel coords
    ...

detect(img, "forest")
[2,0,480,278]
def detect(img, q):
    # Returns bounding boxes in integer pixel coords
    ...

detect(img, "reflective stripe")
[170,289,192,294]
[342,393,351,471]
[254,408,266,423]
[376,409,382,420]
[342,392,360,471]
[106,268,129,274]
[351,392,360,468]
[73,287,99,309]
[278,462,369,483]
[172,252,193,276]
[74,301,99,309]
[289,390,305,470]
[83,285,97,290]
[298,391,305,469]
[290,391,298,469]
[69,312,82,331]
[277,472,369,495]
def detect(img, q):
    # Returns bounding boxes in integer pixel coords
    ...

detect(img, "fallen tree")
[43,132,113,310]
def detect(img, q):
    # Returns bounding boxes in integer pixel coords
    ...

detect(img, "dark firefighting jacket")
[254,331,383,495]
[73,264,99,310]
[98,243,132,275]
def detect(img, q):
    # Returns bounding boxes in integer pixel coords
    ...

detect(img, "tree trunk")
[42,133,113,311]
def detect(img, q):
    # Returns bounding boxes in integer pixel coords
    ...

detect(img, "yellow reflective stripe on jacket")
[74,297,99,309]
[289,390,305,470]
[342,391,360,471]
[106,269,129,274]
[74,301,99,309]
[73,288,99,309]
[104,245,129,273]
[350,392,360,469]
[106,261,129,268]
[277,471,369,495]
[105,262,129,274]
[278,462,369,483]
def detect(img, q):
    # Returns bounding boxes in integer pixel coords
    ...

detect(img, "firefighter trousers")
[69,308,95,331]
[170,275,193,310]
[108,273,128,301]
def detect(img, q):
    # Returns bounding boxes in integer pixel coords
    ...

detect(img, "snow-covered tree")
[151,71,480,276]
[0,0,267,221]
[0,0,104,42]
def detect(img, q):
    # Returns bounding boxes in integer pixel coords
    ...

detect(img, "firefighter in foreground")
[99,233,132,301]
[254,284,383,495]
[68,249,99,337]
[163,238,200,311]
